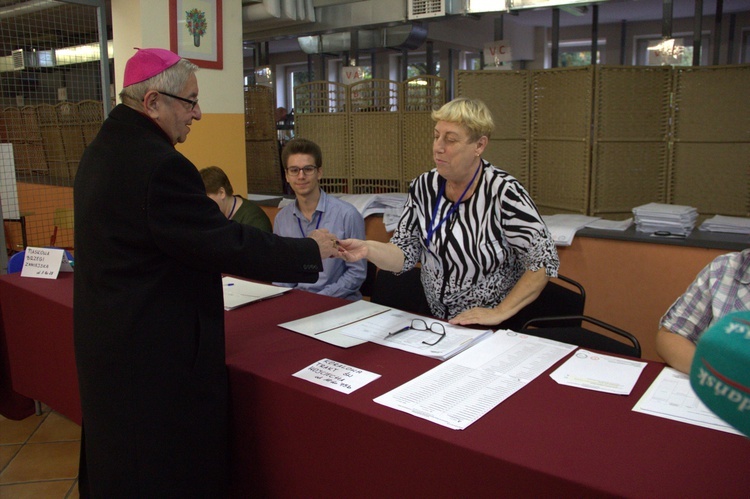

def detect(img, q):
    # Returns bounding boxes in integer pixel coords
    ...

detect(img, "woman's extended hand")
[449,307,508,327]
[336,238,368,262]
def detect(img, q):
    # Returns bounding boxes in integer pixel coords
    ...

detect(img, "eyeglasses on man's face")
[386,318,446,346]
[286,165,319,176]
[157,91,199,111]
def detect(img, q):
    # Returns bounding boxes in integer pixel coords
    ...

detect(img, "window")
[634,34,710,66]
[742,28,750,63]
[388,51,440,80]
[285,64,315,111]
[464,52,482,70]
[554,39,605,67]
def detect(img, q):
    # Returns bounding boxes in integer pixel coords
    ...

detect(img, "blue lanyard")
[297,211,322,238]
[425,162,482,248]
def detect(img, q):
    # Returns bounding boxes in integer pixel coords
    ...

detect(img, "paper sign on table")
[20,247,72,279]
[293,358,381,394]
[549,349,647,395]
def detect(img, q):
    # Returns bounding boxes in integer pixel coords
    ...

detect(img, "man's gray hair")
[119,58,198,106]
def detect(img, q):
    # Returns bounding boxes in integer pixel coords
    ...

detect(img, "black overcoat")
[73,104,322,497]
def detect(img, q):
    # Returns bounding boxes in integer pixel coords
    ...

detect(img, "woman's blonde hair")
[431,97,494,142]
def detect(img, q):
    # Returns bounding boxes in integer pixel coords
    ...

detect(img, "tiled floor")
[0,407,80,498]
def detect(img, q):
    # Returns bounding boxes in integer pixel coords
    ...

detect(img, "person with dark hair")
[74,48,338,497]
[275,138,366,300]
[338,97,558,326]
[200,165,272,232]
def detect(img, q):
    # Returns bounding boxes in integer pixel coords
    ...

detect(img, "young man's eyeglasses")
[286,166,319,176]
[157,91,198,110]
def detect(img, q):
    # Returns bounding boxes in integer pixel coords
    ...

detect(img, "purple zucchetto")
[123,48,181,87]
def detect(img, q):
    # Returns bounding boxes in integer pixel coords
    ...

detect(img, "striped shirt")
[391,160,559,320]
[661,249,750,343]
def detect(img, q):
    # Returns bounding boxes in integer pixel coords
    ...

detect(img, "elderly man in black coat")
[73,48,338,498]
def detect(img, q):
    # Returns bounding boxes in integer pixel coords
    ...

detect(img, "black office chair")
[521,315,642,358]
[498,274,586,332]
[500,274,641,358]
[370,267,432,316]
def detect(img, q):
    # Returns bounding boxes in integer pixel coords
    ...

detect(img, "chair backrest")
[498,274,586,332]
[53,207,75,229]
[7,251,25,273]
[370,267,431,316]
[50,207,75,248]
[522,315,642,358]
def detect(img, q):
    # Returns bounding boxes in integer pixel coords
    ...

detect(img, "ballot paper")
[222,276,290,311]
[632,367,742,436]
[549,349,647,395]
[374,331,576,430]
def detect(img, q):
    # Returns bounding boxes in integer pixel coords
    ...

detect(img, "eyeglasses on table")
[385,318,446,346]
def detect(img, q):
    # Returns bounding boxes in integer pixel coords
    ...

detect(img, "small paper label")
[293,358,381,394]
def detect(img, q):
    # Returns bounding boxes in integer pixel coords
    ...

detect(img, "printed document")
[278,300,388,348]
[281,300,492,358]
[375,331,576,430]
[222,276,290,311]
[339,311,493,361]
[632,367,742,436]
[549,349,647,395]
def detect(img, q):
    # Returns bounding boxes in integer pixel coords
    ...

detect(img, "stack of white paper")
[374,331,576,430]
[336,193,408,219]
[699,215,750,235]
[584,218,633,231]
[632,203,698,236]
[542,214,601,246]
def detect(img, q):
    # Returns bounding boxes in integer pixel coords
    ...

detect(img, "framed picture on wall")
[169,0,223,69]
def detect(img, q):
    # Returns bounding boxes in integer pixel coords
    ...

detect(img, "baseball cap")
[690,310,750,437]
[123,47,181,87]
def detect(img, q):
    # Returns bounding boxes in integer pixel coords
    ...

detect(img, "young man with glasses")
[275,138,367,300]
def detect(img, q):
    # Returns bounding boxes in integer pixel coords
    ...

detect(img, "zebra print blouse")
[391,159,559,320]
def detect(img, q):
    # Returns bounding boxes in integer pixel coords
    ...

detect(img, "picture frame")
[169,0,223,70]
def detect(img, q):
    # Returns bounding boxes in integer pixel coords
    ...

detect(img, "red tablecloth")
[0,273,77,422]
[1,273,749,497]
[224,290,750,498]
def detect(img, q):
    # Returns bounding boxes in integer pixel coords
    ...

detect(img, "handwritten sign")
[20,247,72,279]
[484,40,512,66]
[293,358,381,394]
